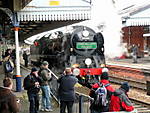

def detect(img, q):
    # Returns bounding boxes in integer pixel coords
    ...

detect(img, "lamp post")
[0,8,22,92]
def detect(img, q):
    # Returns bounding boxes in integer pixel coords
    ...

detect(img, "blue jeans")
[41,85,52,109]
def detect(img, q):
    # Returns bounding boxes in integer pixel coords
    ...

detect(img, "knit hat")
[42,61,49,65]
[31,67,38,72]
[121,82,130,92]
[101,72,109,80]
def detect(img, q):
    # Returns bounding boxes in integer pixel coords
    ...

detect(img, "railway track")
[131,99,150,113]
[75,86,150,113]
[109,75,146,90]
[107,64,150,91]
[106,64,150,112]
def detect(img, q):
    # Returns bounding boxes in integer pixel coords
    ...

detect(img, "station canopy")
[126,18,150,26]
[17,0,91,21]
[119,3,150,26]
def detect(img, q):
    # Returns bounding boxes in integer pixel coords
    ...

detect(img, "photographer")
[24,68,41,113]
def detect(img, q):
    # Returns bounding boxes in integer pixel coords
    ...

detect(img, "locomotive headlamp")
[82,30,89,37]
[102,67,109,72]
[85,58,92,66]
[70,48,73,52]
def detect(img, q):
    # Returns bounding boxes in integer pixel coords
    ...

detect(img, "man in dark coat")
[131,44,138,63]
[109,82,134,112]
[0,78,20,113]
[24,67,41,113]
[57,67,78,113]
[23,51,29,67]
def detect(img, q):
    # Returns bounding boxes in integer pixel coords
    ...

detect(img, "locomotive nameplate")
[76,42,97,49]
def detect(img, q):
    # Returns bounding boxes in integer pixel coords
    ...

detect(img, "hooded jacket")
[0,87,19,113]
[109,88,134,112]
[89,79,115,112]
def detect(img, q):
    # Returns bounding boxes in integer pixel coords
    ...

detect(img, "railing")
[49,69,93,112]
[49,69,138,113]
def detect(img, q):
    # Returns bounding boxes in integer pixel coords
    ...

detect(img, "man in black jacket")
[24,67,41,113]
[57,67,78,113]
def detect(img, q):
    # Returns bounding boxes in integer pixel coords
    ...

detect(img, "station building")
[120,4,150,57]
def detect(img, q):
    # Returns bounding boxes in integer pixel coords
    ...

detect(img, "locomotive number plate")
[76,42,97,49]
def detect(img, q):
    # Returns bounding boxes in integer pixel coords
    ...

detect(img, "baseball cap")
[42,61,49,65]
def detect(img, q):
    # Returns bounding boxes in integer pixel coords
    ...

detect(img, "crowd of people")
[0,49,134,113]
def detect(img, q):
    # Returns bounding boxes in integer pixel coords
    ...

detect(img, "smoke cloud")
[92,0,125,59]
[85,0,125,59]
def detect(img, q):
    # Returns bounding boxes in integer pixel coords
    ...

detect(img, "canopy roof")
[119,3,150,26]
[17,0,91,21]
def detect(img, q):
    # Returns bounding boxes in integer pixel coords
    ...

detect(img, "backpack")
[94,83,110,107]
[38,68,52,82]
[5,61,13,73]
[23,75,31,90]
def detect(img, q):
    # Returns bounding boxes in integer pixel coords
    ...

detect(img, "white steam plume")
[86,0,125,59]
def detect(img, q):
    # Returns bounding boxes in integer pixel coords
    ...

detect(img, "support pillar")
[14,27,22,92]
[0,8,22,92]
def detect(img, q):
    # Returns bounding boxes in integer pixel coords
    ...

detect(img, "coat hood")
[113,88,125,96]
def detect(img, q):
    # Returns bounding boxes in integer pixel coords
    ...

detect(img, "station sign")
[76,42,97,49]
[49,0,60,6]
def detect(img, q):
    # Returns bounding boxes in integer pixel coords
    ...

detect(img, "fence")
[49,69,138,113]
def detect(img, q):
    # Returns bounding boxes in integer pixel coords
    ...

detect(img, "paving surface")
[107,56,150,70]
[0,56,150,113]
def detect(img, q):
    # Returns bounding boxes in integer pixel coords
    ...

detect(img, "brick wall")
[122,26,148,56]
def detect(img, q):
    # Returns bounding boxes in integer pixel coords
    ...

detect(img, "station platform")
[106,56,150,70]
[0,57,149,113]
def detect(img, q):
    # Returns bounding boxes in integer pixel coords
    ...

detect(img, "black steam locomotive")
[30,26,105,76]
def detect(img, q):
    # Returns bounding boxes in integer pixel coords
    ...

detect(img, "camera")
[16,99,20,103]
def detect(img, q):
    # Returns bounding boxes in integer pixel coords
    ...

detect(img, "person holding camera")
[24,68,41,113]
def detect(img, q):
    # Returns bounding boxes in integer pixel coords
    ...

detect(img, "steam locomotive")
[30,26,105,82]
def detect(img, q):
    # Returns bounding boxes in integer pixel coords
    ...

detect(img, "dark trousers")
[24,60,28,67]
[28,93,39,113]
[60,101,74,113]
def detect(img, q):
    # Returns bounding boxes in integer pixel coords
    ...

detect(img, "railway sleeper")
[137,110,150,113]
[133,105,143,108]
